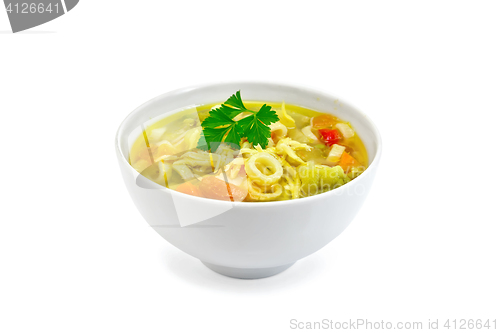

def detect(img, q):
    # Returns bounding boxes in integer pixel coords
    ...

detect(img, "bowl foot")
[201,261,295,279]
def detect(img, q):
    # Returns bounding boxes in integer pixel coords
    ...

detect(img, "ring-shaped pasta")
[245,152,283,186]
[269,121,288,141]
[247,180,283,201]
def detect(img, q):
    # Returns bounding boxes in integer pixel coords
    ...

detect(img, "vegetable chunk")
[327,144,346,164]
[176,182,202,197]
[199,176,247,202]
[338,152,360,172]
[298,163,350,196]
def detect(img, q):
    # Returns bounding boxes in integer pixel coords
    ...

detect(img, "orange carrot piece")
[338,152,360,172]
[312,114,337,128]
[176,182,202,197]
[199,176,247,202]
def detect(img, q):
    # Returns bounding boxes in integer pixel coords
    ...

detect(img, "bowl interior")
[116,82,381,170]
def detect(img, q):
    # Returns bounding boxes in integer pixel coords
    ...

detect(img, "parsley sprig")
[198,91,279,151]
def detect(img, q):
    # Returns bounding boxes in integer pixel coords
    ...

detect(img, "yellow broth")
[128,102,368,202]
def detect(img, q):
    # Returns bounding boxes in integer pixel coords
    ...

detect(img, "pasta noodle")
[245,152,283,186]
[247,180,283,201]
[269,121,288,141]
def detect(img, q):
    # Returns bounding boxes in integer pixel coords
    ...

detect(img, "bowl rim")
[115,80,382,207]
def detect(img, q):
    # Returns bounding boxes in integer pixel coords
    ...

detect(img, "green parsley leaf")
[197,91,279,151]
[224,91,247,110]
[199,109,242,152]
[238,104,279,149]
[201,106,236,129]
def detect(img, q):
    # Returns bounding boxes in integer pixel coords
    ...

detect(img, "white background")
[1,1,499,332]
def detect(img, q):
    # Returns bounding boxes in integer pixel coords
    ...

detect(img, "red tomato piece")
[318,129,342,146]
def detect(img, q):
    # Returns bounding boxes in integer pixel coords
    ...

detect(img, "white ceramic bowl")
[115,82,382,279]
